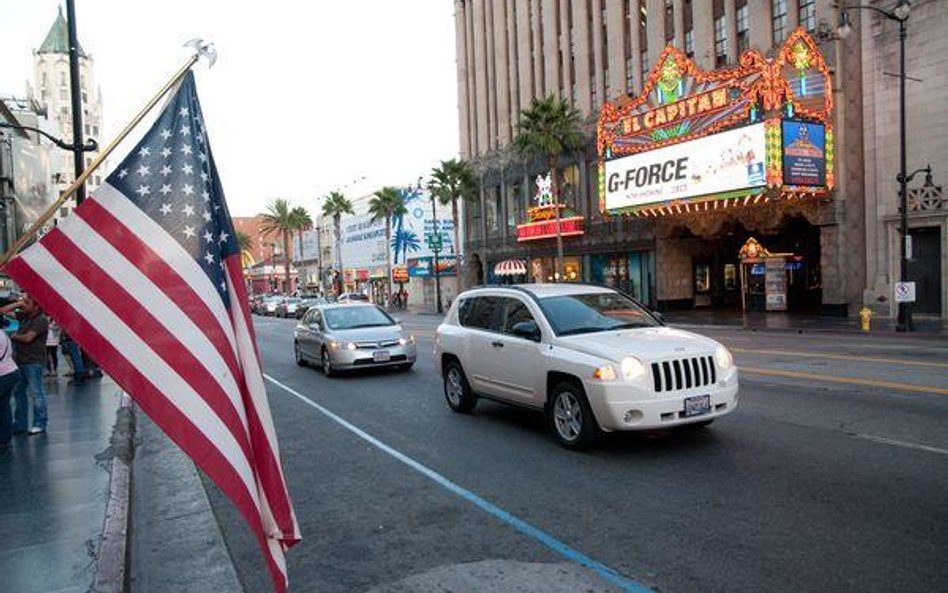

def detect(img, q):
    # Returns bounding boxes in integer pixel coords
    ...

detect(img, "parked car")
[433,284,738,449]
[337,292,370,304]
[296,297,329,319]
[294,303,416,376]
[274,297,303,318]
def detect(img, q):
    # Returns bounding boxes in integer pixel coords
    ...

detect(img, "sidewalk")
[662,309,948,336]
[0,373,123,593]
[0,371,241,593]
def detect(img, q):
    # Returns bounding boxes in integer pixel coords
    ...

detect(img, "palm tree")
[260,198,297,293]
[368,186,408,300]
[513,94,586,281]
[235,230,252,253]
[321,191,354,295]
[428,158,477,287]
[289,206,313,292]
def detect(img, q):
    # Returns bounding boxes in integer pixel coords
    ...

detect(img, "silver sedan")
[293,304,416,377]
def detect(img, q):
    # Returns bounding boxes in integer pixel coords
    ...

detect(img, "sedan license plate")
[373,350,391,362]
[683,395,711,417]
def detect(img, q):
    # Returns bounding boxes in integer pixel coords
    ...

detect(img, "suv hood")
[556,326,718,362]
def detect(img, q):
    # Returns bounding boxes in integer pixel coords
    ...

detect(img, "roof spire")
[37,5,87,57]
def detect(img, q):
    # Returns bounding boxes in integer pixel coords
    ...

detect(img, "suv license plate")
[373,350,391,362]
[683,395,711,417]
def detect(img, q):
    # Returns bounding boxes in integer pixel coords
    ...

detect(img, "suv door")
[485,296,545,406]
[456,295,503,396]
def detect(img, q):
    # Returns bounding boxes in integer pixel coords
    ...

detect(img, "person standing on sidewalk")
[0,317,22,454]
[46,319,61,377]
[60,329,85,385]
[1,295,50,435]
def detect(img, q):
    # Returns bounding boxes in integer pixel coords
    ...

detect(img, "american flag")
[5,71,300,591]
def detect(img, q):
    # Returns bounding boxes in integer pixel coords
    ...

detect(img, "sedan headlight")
[715,345,733,370]
[620,357,647,381]
[345,341,357,351]
[398,335,416,346]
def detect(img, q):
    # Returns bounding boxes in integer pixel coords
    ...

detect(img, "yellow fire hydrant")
[859,307,873,332]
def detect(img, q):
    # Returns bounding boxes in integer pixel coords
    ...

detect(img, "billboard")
[392,187,459,265]
[291,228,319,262]
[604,123,767,211]
[340,213,387,271]
[10,136,54,235]
[782,121,825,187]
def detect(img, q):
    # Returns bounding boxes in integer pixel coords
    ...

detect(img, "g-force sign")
[604,123,767,211]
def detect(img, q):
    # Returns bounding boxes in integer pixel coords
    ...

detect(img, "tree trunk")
[451,197,461,289]
[334,214,343,295]
[297,231,305,289]
[385,217,392,306]
[283,232,292,294]
[549,155,564,282]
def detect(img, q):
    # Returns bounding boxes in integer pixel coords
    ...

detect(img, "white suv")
[433,284,739,448]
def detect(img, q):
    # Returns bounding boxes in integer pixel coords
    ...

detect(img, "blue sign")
[782,121,826,187]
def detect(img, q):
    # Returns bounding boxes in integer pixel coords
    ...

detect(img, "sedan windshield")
[539,292,661,336]
[324,306,395,330]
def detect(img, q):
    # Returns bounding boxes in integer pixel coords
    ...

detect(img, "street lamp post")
[838,0,912,330]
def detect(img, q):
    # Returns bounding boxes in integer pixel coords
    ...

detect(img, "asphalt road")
[204,313,948,593]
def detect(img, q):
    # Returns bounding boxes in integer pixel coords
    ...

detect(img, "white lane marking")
[854,434,948,456]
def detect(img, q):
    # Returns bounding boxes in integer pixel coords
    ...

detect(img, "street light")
[838,0,913,330]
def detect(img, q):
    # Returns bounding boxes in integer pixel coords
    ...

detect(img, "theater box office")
[598,28,834,313]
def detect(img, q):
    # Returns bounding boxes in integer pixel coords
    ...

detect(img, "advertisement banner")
[603,123,767,211]
[341,213,387,271]
[292,228,319,262]
[782,121,825,187]
[392,188,458,264]
[407,256,458,277]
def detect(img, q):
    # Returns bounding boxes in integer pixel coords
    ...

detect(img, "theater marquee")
[597,28,834,216]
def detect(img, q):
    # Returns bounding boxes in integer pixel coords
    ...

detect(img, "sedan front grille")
[651,356,716,393]
[354,339,400,349]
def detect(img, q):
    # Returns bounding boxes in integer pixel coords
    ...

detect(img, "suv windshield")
[539,291,661,336]
[324,306,394,330]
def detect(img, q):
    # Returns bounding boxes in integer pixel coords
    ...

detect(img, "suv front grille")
[651,356,716,393]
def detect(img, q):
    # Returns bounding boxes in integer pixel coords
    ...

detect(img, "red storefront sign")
[516,216,585,242]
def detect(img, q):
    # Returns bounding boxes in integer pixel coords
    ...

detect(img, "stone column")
[691,0,714,69]
[572,0,592,115]
[542,0,560,96]
[455,1,471,159]
[605,0,625,99]
[517,0,534,109]
[630,1,643,93]
[725,0,738,63]
[493,0,511,146]
[749,0,773,53]
[673,0,685,50]
[472,0,490,155]
[590,0,606,106]
[646,0,665,69]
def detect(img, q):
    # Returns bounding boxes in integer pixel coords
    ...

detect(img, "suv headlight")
[715,345,733,370]
[621,357,647,381]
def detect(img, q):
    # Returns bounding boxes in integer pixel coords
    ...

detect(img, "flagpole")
[0,50,206,270]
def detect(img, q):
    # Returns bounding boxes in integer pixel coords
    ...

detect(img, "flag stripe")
[77,197,243,374]
[13,243,259,501]
[94,183,235,338]
[39,227,258,464]
[224,258,299,539]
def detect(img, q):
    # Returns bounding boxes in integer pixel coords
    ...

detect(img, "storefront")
[597,28,834,313]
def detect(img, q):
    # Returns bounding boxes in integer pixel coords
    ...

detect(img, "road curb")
[93,392,136,593]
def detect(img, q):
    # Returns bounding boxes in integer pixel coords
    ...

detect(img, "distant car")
[296,297,329,319]
[294,303,416,376]
[275,297,302,318]
[337,292,370,304]
[433,284,739,449]
[261,296,283,316]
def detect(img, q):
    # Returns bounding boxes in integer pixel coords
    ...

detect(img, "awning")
[494,259,527,276]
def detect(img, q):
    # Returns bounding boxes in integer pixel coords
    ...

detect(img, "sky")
[0,0,461,216]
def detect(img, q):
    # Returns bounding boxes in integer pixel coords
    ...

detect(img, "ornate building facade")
[454,0,946,318]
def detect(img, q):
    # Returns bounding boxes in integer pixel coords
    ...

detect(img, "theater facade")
[471,29,855,315]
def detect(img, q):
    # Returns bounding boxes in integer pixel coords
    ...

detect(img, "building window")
[59,88,68,101]
[772,0,788,44]
[664,0,675,43]
[685,29,694,57]
[624,0,634,92]
[60,71,66,86]
[714,15,727,67]
[736,3,749,53]
[798,0,816,33]
[82,92,88,104]
[641,49,649,83]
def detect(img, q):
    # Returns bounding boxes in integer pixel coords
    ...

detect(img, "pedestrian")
[61,329,86,385]
[46,319,61,377]
[0,316,22,454]
[0,294,49,435]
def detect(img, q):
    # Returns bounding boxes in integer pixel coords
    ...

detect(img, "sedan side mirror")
[511,320,541,342]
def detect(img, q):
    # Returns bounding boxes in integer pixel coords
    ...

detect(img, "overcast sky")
[0,0,461,216]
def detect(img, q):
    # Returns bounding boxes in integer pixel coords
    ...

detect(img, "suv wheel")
[547,382,598,449]
[443,360,476,413]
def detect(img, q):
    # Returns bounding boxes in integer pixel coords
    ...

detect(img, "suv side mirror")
[511,320,541,342]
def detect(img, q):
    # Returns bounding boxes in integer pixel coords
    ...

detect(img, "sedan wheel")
[443,360,476,413]
[295,342,306,366]
[547,382,598,449]
[321,348,335,378]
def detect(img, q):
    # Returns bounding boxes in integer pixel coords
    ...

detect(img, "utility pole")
[65,0,86,206]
